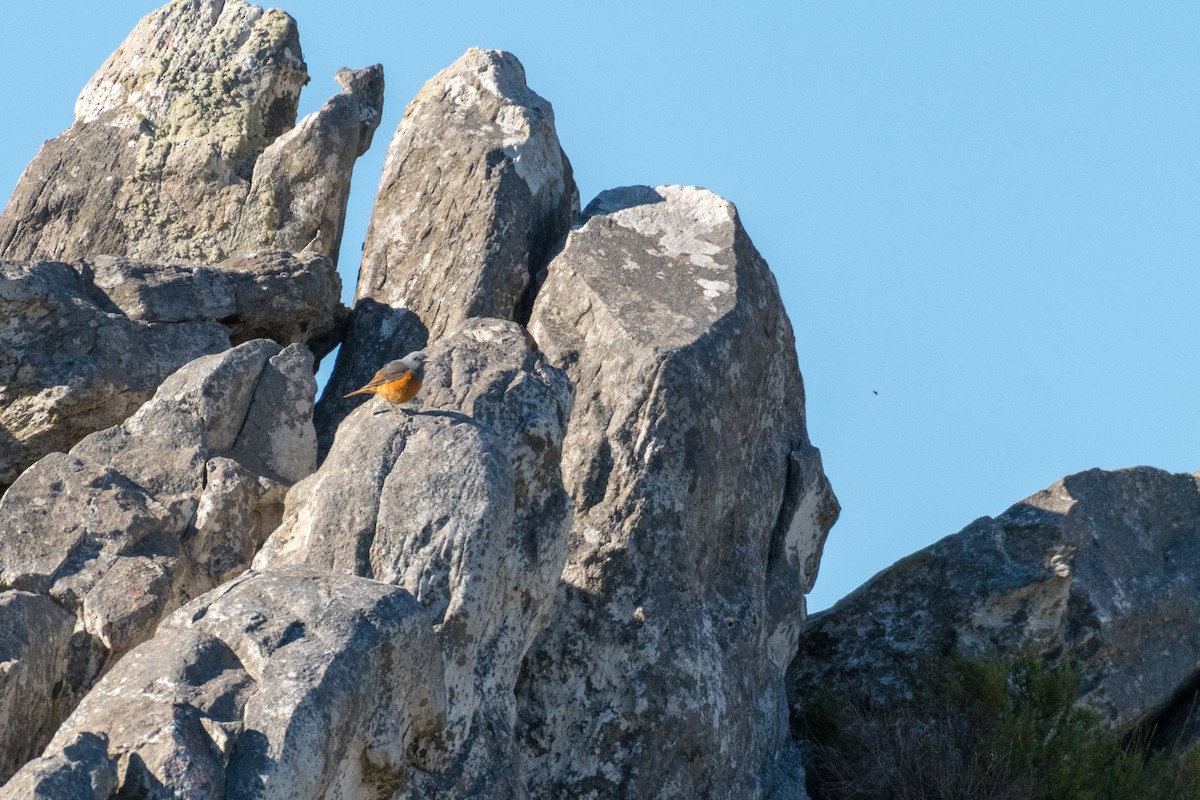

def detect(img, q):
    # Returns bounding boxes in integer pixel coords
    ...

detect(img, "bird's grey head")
[399,350,430,376]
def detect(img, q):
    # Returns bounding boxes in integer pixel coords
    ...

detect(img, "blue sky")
[4,3,1198,611]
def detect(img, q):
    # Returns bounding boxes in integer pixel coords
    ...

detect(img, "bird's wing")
[360,363,412,389]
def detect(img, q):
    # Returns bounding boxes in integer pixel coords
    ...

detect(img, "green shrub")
[797,656,1200,800]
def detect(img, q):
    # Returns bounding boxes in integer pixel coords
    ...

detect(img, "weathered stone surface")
[0,340,317,779]
[0,259,229,491]
[0,1,383,267]
[258,318,572,794]
[515,185,838,799]
[788,467,1200,740]
[0,733,118,800]
[2,568,444,800]
[317,48,578,447]
[85,250,345,357]
[0,251,335,493]
[0,592,79,783]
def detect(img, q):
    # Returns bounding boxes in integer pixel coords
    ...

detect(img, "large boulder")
[788,467,1200,742]
[0,340,318,780]
[0,0,383,267]
[257,317,572,795]
[515,185,839,799]
[317,48,578,449]
[1,568,444,800]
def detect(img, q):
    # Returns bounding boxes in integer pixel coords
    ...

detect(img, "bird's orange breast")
[375,372,422,404]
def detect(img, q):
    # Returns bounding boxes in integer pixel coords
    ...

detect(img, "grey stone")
[0,1,382,267]
[85,251,345,358]
[317,48,578,446]
[0,732,118,800]
[0,592,79,783]
[788,466,1200,740]
[2,568,443,800]
[0,259,229,491]
[0,340,318,780]
[258,318,572,794]
[515,185,838,799]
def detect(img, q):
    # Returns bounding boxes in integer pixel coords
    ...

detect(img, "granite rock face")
[1,568,443,800]
[85,250,344,357]
[0,11,845,796]
[0,259,229,491]
[788,467,1200,741]
[0,252,337,494]
[317,48,578,447]
[0,0,382,267]
[516,185,839,799]
[0,593,78,783]
[258,318,573,794]
[0,340,317,779]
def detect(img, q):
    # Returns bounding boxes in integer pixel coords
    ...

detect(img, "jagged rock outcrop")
[515,185,839,799]
[0,0,383,267]
[0,260,228,491]
[317,48,578,449]
[258,318,573,795]
[788,467,1200,743]
[0,10,845,796]
[2,568,444,799]
[0,252,338,493]
[0,340,317,780]
[0,0,360,493]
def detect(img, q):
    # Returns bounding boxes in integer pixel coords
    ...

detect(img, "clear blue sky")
[4,3,1198,612]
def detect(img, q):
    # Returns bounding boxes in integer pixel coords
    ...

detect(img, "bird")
[343,351,431,409]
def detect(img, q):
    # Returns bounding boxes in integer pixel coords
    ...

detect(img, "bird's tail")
[343,387,373,399]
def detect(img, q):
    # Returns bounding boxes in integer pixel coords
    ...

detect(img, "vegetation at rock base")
[797,656,1200,800]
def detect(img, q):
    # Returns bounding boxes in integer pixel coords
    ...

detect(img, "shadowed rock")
[316,48,578,449]
[789,467,1200,745]
[258,318,572,794]
[0,0,383,266]
[0,260,229,491]
[1,568,444,800]
[85,251,345,357]
[515,185,839,800]
[0,593,78,783]
[0,252,340,493]
[0,340,318,778]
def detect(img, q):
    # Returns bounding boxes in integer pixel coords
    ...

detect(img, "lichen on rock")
[0,0,382,267]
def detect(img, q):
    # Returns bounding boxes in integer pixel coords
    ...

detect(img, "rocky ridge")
[0,3,837,797]
[8,2,1195,799]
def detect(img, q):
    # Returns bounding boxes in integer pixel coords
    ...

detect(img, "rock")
[515,185,839,799]
[0,259,229,492]
[84,250,345,358]
[788,466,1200,741]
[0,252,337,493]
[0,592,79,783]
[0,733,118,800]
[245,64,385,262]
[317,48,578,448]
[0,0,383,267]
[1,568,444,800]
[0,340,317,779]
[258,317,572,793]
